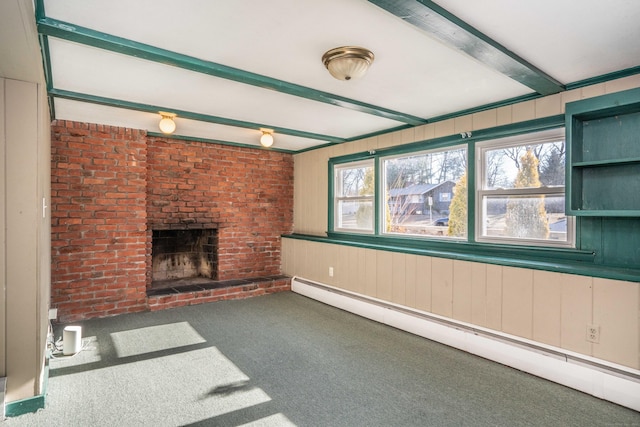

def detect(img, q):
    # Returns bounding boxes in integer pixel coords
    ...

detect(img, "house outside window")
[382,145,467,238]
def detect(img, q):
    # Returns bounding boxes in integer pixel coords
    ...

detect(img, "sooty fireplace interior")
[151,228,218,287]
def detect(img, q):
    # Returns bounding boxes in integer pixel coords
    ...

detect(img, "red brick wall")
[51,121,293,321]
[51,121,148,321]
[146,136,294,281]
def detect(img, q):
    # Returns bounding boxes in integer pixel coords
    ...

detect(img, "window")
[329,120,574,250]
[333,159,375,233]
[382,145,467,238]
[476,128,573,247]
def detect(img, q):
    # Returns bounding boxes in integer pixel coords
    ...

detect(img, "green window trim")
[329,115,567,241]
[321,115,640,279]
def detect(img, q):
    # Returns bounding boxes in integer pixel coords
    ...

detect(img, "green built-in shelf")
[566,87,640,216]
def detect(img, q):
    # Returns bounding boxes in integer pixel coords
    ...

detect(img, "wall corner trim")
[291,276,640,412]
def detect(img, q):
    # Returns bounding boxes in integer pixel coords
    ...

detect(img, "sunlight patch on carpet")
[111,321,206,357]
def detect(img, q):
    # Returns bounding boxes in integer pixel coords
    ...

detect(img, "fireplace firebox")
[151,229,218,287]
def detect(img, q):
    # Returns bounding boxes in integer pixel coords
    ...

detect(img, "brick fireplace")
[151,228,218,285]
[51,120,293,322]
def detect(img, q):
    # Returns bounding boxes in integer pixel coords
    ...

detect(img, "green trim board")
[564,65,640,91]
[5,394,45,418]
[36,17,425,127]
[39,35,56,121]
[50,88,344,144]
[565,87,640,216]
[283,233,640,283]
[146,132,297,154]
[368,0,564,95]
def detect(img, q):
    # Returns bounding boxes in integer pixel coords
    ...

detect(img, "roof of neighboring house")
[387,181,454,197]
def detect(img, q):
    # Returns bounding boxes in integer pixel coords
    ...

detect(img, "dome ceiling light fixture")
[158,112,177,134]
[322,46,375,81]
[260,128,274,147]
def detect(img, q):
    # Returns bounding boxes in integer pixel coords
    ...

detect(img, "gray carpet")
[5,292,640,426]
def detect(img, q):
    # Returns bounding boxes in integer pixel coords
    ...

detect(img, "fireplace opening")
[151,229,218,288]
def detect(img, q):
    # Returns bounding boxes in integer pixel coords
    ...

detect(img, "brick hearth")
[51,120,293,322]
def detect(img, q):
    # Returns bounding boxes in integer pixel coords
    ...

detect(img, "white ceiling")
[19,0,640,151]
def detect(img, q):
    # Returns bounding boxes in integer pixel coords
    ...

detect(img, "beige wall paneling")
[592,279,640,369]
[5,79,39,400]
[431,257,454,318]
[353,247,368,295]
[501,266,534,339]
[391,252,406,305]
[332,244,346,288]
[414,255,432,312]
[375,250,393,301]
[318,241,336,285]
[511,99,536,123]
[535,93,562,118]
[454,115,473,135]
[418,123,436,142]
[398,127,416,147]
[404,254,418,309]
[349,137,377,156]
[485,264,503,331]
[472,109,497,131]
[345,245,362,293]
[292,238,308,279]
[0,79,6,377]
[560,274,593,355]
[452,260,473,323]
[364,248,378,298]
[434,119,455,138]
[605,74,640,94]
[281,237,293,276]
[532,270,562,347]
[560,89,582,113]
[328,142,346,158]
[470,262,488,327]
[377,132,394,150]
[581,83,606,99]
[496,105,512,126]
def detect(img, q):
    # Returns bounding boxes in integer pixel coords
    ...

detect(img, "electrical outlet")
[48,308,58,320]
[329,267,334,277]
[586,324,600,343]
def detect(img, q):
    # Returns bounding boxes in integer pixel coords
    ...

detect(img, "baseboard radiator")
[291,276,640,412]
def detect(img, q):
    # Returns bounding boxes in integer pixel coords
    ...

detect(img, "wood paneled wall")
[285,75,640,370]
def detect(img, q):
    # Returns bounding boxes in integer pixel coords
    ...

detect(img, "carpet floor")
[5,291,640,426]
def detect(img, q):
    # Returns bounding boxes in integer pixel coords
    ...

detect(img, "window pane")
[334,160,374,233]
[483,140,565,189]
[482,195,568,242]
[384,146,467,238]
[336,162,374,197]
[337,200,373,231]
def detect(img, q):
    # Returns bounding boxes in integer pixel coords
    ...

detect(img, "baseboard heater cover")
[291,276,640,412]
